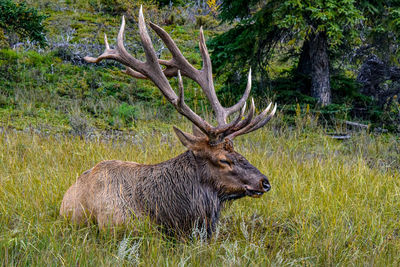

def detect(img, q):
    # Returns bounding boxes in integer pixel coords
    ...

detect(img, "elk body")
[60,7,277,237]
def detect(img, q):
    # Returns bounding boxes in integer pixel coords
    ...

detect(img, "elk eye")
[220,159,231,166]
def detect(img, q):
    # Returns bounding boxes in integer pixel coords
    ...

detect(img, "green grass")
[1,121,399,265]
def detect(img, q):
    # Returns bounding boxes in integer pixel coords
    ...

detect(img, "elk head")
[84,6,277,201]
[174,126,271,200]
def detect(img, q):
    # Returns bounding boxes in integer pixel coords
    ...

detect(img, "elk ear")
[173,126,200,148]
[192,124,207,138]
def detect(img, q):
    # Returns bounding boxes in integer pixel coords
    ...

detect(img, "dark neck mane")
[134,150,221,237]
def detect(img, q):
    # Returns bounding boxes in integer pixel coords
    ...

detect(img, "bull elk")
[60,7,277,237]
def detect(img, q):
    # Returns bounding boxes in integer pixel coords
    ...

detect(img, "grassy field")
[1,120,400,266]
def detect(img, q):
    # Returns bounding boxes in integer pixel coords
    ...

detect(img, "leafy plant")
[113,103,138,126]
[207,0,221,16]
[0,0,48,47]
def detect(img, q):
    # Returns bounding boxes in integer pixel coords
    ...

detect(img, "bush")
[195,14,218,29]
[113,103,138,126]
[0,93,9,108]
[0,0,48,47]
[69,113,92,139]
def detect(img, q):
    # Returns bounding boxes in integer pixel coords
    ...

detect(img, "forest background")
[1,0,399,134]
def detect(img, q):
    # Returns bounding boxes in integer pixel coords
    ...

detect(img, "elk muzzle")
[244,176,271,198]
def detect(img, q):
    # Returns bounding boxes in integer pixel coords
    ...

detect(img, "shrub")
[69,113,92,139]
[195,14,218,29]
[0,93,9,108]
[0,0,48,47]
[113,103,138,126]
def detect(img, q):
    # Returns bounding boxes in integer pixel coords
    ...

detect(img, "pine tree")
[210,0,367,106]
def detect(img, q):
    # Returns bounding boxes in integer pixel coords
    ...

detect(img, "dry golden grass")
[1,121,400,266]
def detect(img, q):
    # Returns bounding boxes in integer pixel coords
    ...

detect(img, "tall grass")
[1,121,399,266]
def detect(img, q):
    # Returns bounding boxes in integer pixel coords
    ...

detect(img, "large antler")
[84,6,277,142]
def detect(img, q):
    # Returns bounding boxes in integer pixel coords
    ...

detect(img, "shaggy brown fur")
[60,131,270,237]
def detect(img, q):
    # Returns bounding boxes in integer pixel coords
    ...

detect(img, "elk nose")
[262,179,271,192]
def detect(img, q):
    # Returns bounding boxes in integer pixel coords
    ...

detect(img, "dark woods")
[210,0,400,132]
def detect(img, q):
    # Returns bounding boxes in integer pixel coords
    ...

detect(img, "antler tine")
[104,34,110,49]
[138,8,160,67]
[214,102,247,134]
[198,27,228,125]
[228,97,256,133]
[84,16,144,70]
[198,27,212,79]
[175,70,213,134]
[243,104,277,134]
[124,67,147,79]
[177,70,185,106]
[83,34,116,63]
[226,102,276,140]
[225,69,252,117]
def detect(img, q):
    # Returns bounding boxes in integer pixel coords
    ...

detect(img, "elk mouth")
[221,187,265,201]
[222,193,246,201]
[245,188,264,198]
[244,185,265,198]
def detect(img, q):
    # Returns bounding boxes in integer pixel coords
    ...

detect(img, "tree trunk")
[297,39,312,78]
[296,38,312,95]
[309,31,331,106]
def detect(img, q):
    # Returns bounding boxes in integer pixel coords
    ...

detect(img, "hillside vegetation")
[1,0,225,135]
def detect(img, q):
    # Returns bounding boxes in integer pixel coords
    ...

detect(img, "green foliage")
[330,73,364,103]
[88,0,185,15]
[0,28,8,48]
[209,4,278,91]
[0,0,48,47]
[164,12,186,26]
[155,0,185,6]
[113,103,138,126]
[0,93,8,107]
[275,0,362,46]
[218,0,260,21]
[379,95,400,132]
[0,49,155,129]
[210,0,400,130]
[357,0,400,63]
[195,14,219,29]
[89,0,133,15]
[219,0,362,46]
